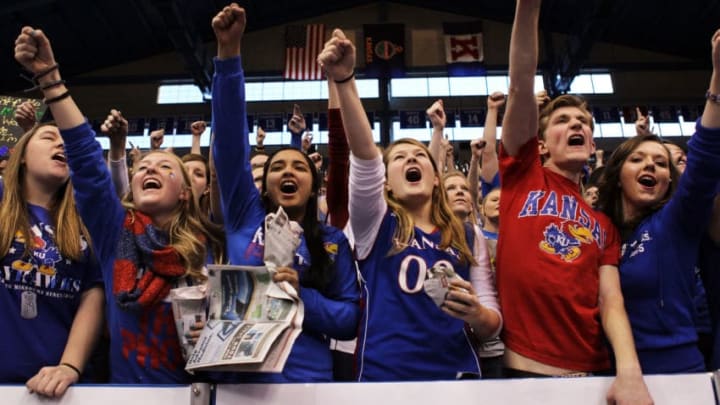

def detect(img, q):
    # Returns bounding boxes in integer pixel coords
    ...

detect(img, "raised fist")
[101,109,128,138]
[190,121,207,137]
[426,99,446,130]
[256,126,266,147]
[317,29,355,82]
[14,26,57,76]
[535,90,550,109]
[288,104,307,134]
[150,129,165,150]
[470,138,487,160]
[212,3,246,59]
[487,91,506,110]
[15,101,37,132]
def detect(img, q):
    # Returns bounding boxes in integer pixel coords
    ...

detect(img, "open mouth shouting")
[405,167,422,183]
[637,174,657,188]
[142,178,162,190]
[280,180,298,194]
[51,152,67,164]
[568,134,585,146]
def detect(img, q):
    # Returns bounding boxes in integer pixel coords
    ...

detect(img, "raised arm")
[190,120,206,155]
[319,29,378,161]
[101,109,130,197]
[481,92,504,182]
[319,29,385,259]
[208,134,224,224]
[702,29,720,129]
[427,99,446,167]
[467,138,485,216]
[288,104,307,150]
[502,0,541,156]
[211,4,264,233]
[325,79,350,229]
[635,107,653,136]
[14,27,83,130]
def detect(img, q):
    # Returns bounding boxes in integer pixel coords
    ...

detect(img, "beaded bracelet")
[706,90,720,103]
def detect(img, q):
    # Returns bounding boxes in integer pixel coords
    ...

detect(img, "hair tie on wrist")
[334,71,355,84]
[43,90,71,105]
[32,63,59,81]
[60,362,81,376]
[40,79,66,91]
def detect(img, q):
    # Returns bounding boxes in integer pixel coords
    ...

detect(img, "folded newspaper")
[185,207,304,373]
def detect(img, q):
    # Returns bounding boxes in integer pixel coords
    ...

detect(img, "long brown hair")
[0,123,92,261]
[261,147,333,292]
[597,135,679,239]
[442,170,479,226]
[123,151,225,281]
[181,153,211,215]
[383,138,475,265]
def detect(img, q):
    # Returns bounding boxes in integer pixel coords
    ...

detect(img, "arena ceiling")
[1,0,719,94]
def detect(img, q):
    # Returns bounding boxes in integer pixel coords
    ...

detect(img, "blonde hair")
[124,151,225,282]
[0,123,92,261]
[442,171,479,226]
[383,139,475,265]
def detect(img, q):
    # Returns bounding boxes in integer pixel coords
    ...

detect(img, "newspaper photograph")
[185,264,304,373]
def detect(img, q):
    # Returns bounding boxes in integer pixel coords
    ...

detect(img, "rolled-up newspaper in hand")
[169,284,207,361]
[263,206,303,271]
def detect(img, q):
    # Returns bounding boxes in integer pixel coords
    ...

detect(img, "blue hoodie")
[619,121,720,373]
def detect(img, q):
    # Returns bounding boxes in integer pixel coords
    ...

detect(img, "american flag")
[283,24,326,81]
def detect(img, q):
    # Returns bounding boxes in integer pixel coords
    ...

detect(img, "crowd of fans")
[2,2,719,404]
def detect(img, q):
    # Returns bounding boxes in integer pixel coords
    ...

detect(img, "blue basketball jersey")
[357,211,480,381]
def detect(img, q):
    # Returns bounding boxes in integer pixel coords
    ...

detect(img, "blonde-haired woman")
[14,26,224,384]
[318,29,501,381]
[0,121,103,397]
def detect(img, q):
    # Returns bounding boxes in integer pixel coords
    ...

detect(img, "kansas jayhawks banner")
[443,21,485,77]
[363,24,405,78]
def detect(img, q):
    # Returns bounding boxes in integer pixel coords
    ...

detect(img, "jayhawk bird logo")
[539,223,594,262]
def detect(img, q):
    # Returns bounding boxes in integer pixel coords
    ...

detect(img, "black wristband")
[43,90,71,105]
[334,71,355,84]
[60,362,81,376]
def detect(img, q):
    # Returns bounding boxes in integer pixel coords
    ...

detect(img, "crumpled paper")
[423,264,466,307]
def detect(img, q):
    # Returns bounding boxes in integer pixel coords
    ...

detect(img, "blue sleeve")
[211,56,265,235]
[481,172,500,198]
[299,228,360,340]
[660,121,720,236]
[62,122,124,268]
[290,130,302,150]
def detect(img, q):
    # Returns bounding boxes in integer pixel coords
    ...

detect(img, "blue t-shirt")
[0,204,102,382]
